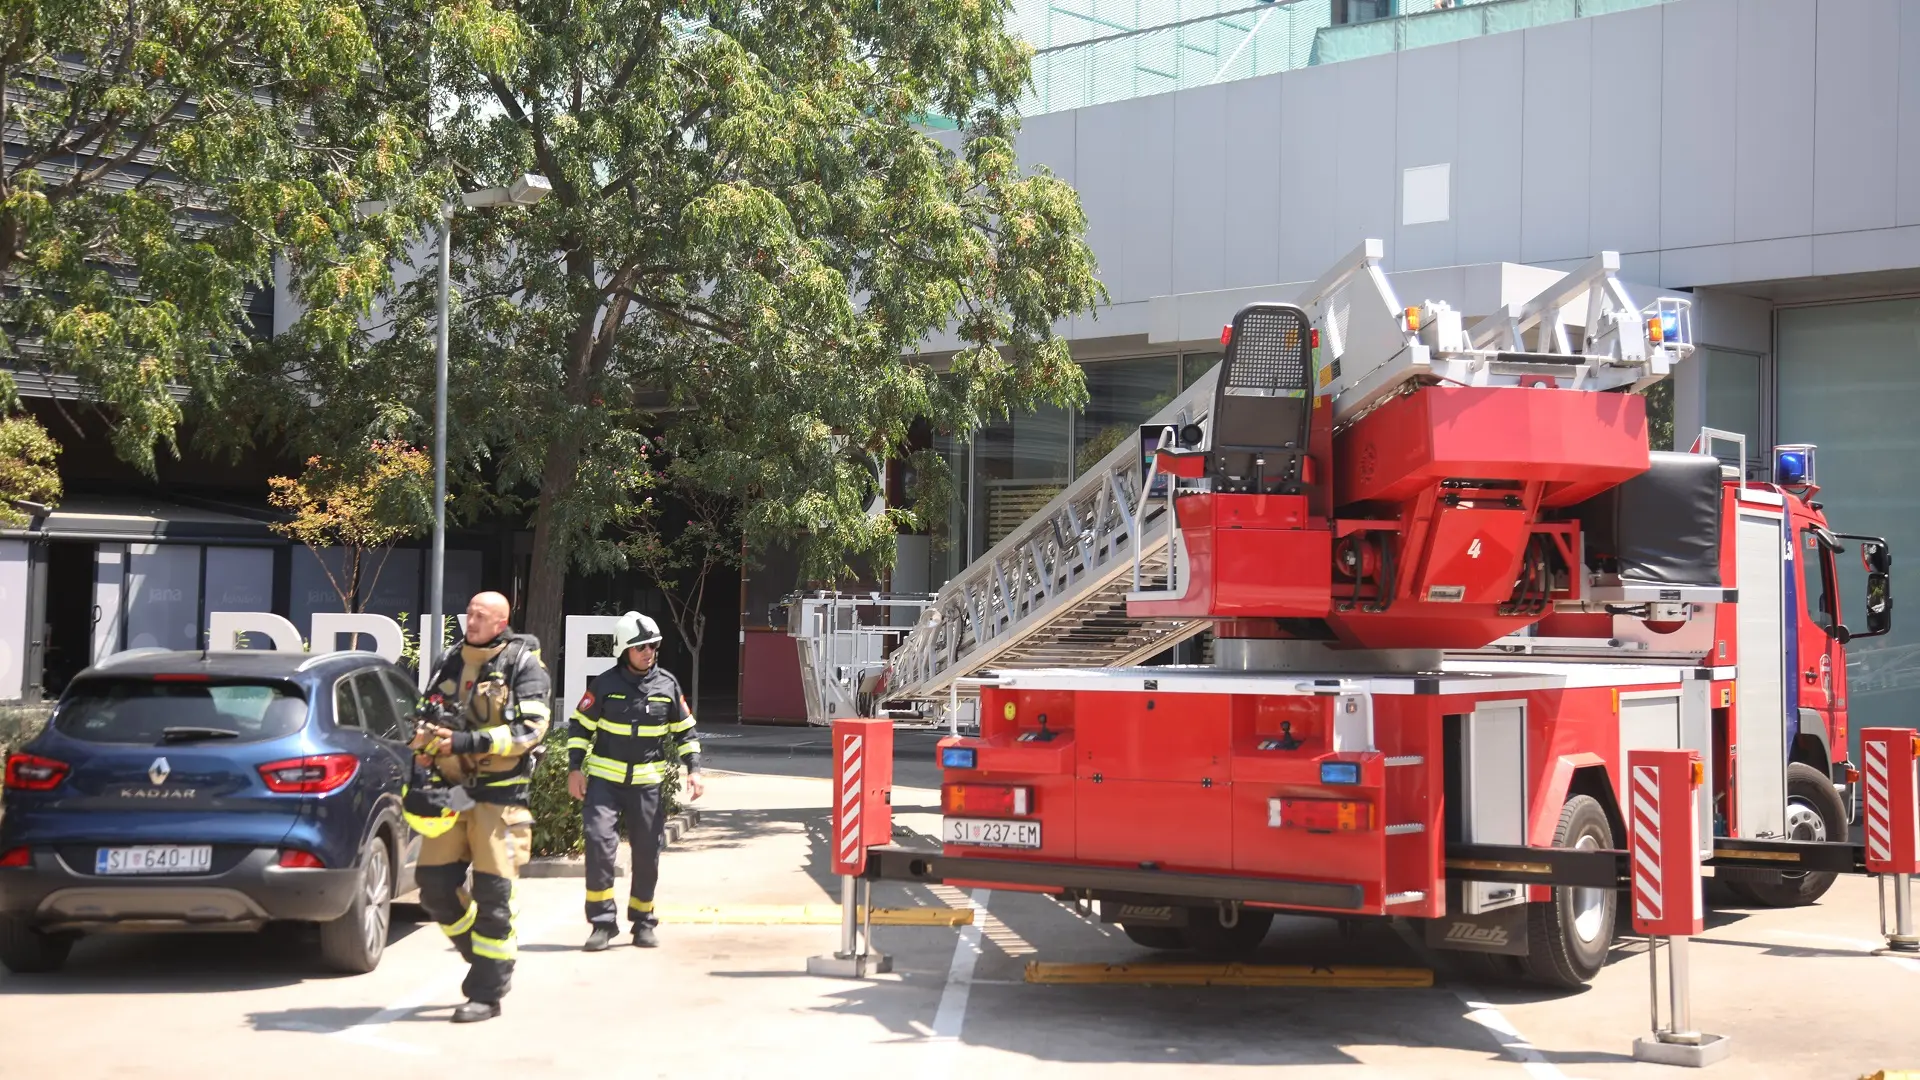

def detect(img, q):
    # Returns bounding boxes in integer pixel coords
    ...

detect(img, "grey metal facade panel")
[1014,111,1077,186]
[1453,30,1524,266]
[1813,0,1901,235]
[1660,0,1739,252]
[1734,0,1816,242]
[1660,236,1814,288]
[1810,224,1920,278]
[1172,82,1233,296]
[1220,75,1285,289]
[1520,17,1593,265]
[1333,55,1399,275]
[1587,4,1663,256]
[1896,0,1920,227]
[1122,93,1180,303]
[1276,61,1342,281]
[1392,42,1459,272]
[1074,95,1177,305]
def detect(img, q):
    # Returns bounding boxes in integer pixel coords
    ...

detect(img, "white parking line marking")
[924,888,991,1079]
[1391,923,1567,1080]
[1452,990,1571,1080]
[1768,929,1920,974]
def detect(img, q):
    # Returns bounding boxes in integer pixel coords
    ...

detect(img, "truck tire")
[319,833,393,975]
[1120,924,1187,950]
[1180,905,1274,959]
[1721,762,1848,908]
[1517,794,1616,989]
[0,915,74,974]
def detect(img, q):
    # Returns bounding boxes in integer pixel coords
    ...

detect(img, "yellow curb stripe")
[1859,1073,1920,1080]
[650,905,974,926]
[1023,961,1434,988]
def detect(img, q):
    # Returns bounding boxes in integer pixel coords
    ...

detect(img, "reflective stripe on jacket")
[566,662,700,785]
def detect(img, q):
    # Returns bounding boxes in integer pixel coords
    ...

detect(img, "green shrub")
[527,728,684,858]
[0,705,52,763]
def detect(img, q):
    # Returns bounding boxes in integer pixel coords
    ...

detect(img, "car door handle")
[1804,670,1819,683]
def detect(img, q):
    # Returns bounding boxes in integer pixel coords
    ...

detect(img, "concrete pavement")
[4,737,1919,1078]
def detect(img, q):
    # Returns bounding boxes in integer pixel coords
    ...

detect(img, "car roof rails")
[295,649,387,672]
[90,647,173,670]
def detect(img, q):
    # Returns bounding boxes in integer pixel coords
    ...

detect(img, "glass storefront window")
[1777,298,1920,736]
[969,402,1070,554]
[1182,352,1222,390]
[124,544,203,650]
[1075,356,1178,477]
[1703,348,1764,473]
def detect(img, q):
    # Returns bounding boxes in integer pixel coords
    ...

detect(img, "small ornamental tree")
[267,440,434,613]
[0,413,60,527]
[622,442,740,715]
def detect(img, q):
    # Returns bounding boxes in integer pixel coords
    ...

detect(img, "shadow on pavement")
[0,921,428,994]
[246,1002,454,1034]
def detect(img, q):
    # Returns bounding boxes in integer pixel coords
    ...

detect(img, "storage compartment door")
[1463,702,1527,914]
[1735,511,1788,838]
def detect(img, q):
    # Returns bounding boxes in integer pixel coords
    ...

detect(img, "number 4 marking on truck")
[1468,538,1482,559]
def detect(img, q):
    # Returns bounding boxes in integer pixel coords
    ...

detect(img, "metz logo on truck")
[1100,901,1187,927]
[1443,922,1509,948]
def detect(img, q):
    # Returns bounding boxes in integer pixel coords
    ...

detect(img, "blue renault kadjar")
[0,649,422,974]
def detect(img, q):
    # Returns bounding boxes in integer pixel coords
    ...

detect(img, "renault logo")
[148,757,171,785]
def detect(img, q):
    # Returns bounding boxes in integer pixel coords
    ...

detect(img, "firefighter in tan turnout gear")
[567,611,704,950]
[408,591,552,1023]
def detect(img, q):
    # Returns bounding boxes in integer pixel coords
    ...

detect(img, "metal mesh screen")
[1225,306,1310,397]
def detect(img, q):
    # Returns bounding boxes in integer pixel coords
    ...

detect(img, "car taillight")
[5,753,70,792]
[1269,798,1372,833]
[943,784,1034,817]
[277,849,326,869]
[0,847,30,868]
[258,754,359,794]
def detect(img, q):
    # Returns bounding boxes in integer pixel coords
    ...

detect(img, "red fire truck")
[866,242,1895,988]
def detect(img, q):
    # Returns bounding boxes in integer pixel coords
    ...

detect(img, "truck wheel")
[1180,906,1274,959]
[1518,794,1616,989]
[1120,924,1187,950]
[0,915,75,974]
[319,833,393,975]
[1722,762,1847,908]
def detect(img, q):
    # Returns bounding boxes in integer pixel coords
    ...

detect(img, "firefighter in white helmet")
[566,611,704,950]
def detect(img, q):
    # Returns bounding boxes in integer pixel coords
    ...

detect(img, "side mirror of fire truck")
[1861,538,1893,639]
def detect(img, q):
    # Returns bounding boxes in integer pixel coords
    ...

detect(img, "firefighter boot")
[633,925,659,948]
[584,926,616,952]
[452,1000,501,1024]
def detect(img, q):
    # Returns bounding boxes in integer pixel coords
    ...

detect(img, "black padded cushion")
[1572,450,1724,587]
[1212,303,1314,495]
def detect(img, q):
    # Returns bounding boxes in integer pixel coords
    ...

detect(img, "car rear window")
[54,679,310,744]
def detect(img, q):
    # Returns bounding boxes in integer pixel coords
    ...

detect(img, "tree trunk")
[524,431,584,670]
[688,617,704,720]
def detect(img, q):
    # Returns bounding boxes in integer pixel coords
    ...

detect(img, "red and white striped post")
[809,718,894,978]
[1627,748,1729,1067]
[1860,727,1920,955]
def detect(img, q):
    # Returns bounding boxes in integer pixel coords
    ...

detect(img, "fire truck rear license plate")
[944,818,1041,849]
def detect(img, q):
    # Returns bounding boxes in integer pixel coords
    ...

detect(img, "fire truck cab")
[910,242,1895,988]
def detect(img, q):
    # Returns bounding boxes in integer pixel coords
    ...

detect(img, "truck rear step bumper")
[862,846,1366,911]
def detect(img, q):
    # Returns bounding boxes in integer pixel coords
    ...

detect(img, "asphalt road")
[3,731,1917,1078]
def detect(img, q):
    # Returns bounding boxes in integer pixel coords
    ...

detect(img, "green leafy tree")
[0,0,518,470]
[267,439,435,613]
[274,0,1104,652]
[0,413,60,527]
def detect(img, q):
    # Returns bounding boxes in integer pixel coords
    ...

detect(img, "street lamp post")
[419,173,553,669]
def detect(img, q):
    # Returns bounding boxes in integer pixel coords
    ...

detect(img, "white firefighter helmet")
[613,611,663,652]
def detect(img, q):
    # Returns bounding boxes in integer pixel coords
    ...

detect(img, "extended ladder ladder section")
[1309,239,1688,427]
[882,370,1220,710]
[876,239,1694,718]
